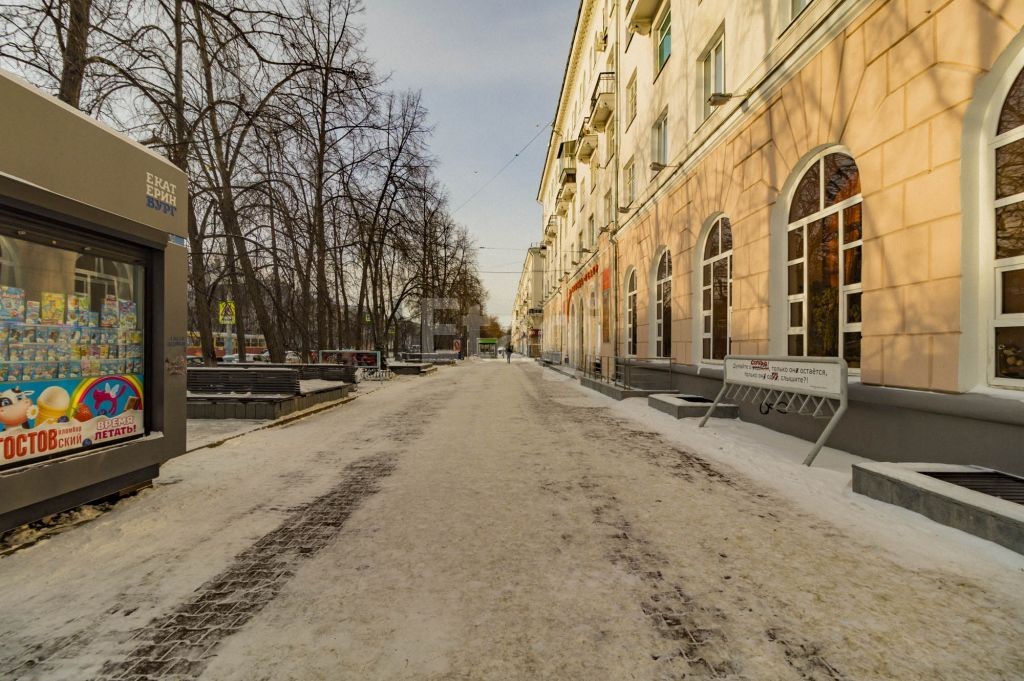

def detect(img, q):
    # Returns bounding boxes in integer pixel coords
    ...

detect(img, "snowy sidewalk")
[0,361,1022,680]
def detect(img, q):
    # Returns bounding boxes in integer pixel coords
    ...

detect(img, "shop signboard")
[318,349,381,369]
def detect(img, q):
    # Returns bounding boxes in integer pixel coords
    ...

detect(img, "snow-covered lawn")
[0,362,1021,680]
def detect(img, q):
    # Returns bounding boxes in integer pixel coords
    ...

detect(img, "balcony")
[590,72,615,131]
[626,0,659,35]
[545,215,559,238]
[576,118,598,164]
[555,189,570,216]
[557,142,577,191]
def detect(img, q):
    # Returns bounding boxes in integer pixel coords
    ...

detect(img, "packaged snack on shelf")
[86,311,99,327]
[118,299,137,329]
[40,292,65,324]
[80,356,98,377]
[38,362,57,380]
[66,293,89,325]
[9,325,33,344]
[0,286,25,321]
[100,294,119,328]
[98,344,110,359]
[25,301,40,325]
[59,361,79,379]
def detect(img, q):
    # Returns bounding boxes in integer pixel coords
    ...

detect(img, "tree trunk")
[57,0,93,108]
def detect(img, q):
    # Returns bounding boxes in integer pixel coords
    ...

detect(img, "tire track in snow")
[528,364,848,680]
[94,452,399,680]
[83,380,450,681]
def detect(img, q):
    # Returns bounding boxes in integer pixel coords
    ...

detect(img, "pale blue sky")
[360,1,579,324]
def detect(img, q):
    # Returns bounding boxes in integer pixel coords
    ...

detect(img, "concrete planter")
[648,393,739,419]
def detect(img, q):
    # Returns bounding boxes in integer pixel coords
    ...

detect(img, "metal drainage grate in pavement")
[922,471,1024,505]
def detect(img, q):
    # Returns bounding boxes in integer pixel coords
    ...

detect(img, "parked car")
[219,353,264,363]
[255,350,302,364]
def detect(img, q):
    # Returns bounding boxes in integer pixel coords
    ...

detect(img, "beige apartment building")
[511,245,546,357]
[532,0,1024,471]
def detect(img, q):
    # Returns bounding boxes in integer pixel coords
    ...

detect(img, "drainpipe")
[611,0,622,371]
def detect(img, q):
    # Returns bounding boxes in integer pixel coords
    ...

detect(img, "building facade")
[532,0,1024,472]
[511,246,546,357]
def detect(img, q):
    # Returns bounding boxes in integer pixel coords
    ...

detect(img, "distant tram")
[186,331,267,358]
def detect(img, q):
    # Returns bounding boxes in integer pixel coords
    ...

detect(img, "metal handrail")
[616,356,673,391]
[590,72,615,111]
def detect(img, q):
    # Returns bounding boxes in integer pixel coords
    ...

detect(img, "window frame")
[655,9,672,74]
[625,269,638,356]
[791,0,812,23]
[651,109,669,170]
[989,77,1024,385]
[699,31,726,122]
[700,216,733,363]
[626,72,638,128]
[624,157,637,204]
[654,250,672,358]
[785,152,863,369]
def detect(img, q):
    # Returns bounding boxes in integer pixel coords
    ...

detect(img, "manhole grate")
[923,471,1024,505]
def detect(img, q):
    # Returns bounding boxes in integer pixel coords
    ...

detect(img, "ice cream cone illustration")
[36,386,70,424]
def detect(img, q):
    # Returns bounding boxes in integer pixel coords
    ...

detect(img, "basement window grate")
[922,471,1024,506]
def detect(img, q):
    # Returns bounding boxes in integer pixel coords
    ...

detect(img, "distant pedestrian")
[506,344,513,363]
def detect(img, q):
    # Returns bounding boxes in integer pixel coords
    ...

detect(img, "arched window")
[786,152,862,366]
[625,270,637,355]
[701,216,732,361]
[654,251,672,358]
[992,69,1024,382]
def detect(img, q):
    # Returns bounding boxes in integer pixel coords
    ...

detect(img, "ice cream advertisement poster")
[0,374,144,469]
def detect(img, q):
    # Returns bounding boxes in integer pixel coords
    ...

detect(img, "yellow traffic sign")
[218,301,236,325]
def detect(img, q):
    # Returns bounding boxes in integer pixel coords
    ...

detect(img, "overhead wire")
[451,121,553,216]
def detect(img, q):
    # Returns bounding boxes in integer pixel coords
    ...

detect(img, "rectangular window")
[701,34,726,120]
[588,214,596,247]
[626,73,638,125]
[604,190,614,227]
[652,111,669,167]
[606,116,616,163]
[0,226,146,471]
[624,158,637,204]
[656,11,671,72]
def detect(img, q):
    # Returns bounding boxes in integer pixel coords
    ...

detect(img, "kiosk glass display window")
[0,227,146,469]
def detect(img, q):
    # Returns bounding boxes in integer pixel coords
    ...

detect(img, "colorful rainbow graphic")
[70,374,144,415]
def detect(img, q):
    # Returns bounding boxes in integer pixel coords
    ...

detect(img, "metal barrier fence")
[581,355,673,391]
[618,357,673,391]
[541,350,564,365]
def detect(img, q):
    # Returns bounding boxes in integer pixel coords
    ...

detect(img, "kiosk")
[0,70,188,533]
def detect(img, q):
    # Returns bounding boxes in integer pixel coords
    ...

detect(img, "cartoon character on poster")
[74,376,142,419]
[0,387,38,431]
